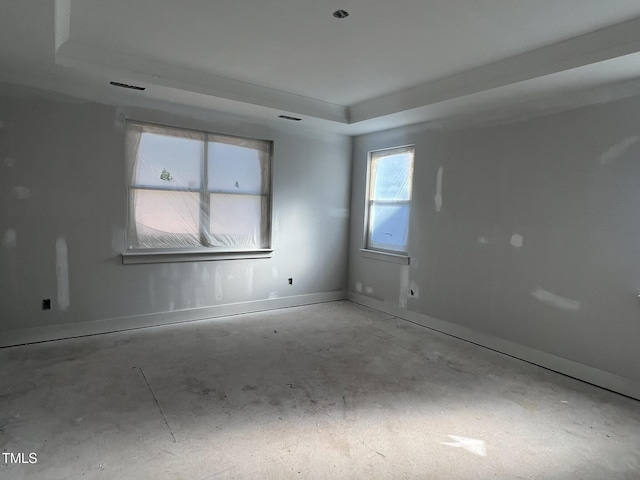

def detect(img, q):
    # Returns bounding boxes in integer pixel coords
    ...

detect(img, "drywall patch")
[4,157,15,167]
[148,273,157,308]
[272,266,279,280]
[532,287,580,311]
[110,225,125,253]
[268,292,279,299]
[54,0,71,51]
[599,136,639,165]
[3,229,17,248]
[246,264,254,297]
[114,110,126,131]
[365,286,374,295]
[399,265,410,308]
[478,236,489,245]
[434,167,443,212]
[56,236,70,310]
[355,281,363,293]
[160,264,170,278]
[201,266,210,284]
[169,264,180,281]
[11,186,31,199]
[195,269,208,308]
[181,282,191,309]
[510,234,524,248]
[214,266,223,301]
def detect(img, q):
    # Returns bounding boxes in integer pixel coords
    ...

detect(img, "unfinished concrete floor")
[1,300,639,479]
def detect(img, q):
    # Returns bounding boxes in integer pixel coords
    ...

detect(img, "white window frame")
[363,145,414,260]
[122,120,273,264]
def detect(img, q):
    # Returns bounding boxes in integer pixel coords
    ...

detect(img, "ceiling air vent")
[278,115,302,121]
[110,81,146,91]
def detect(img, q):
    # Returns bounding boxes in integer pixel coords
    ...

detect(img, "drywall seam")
[55,236,70,310]
[1,291,346,348]
[54,0,71,53]
[434,166,443,212]
[348,293,640,401]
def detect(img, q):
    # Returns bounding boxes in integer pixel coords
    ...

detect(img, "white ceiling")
[3,0,640,135]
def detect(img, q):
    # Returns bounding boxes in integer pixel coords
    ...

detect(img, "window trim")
[358,248,410,265]
[364,144,415,256]
[123,119,273,263]
[122,248,273,265]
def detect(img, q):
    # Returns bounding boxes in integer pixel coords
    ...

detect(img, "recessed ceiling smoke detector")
[333,10,349,19]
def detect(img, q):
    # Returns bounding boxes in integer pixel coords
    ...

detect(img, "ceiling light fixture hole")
[333,10,349,19]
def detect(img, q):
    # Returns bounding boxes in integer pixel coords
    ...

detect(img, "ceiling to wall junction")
[2,1,640,134]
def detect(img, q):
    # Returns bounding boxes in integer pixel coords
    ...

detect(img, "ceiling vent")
[278,115,302,121]
[110,81,146,91]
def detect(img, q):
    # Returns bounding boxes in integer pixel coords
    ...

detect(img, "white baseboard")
[349,292,640,401]
[5,290,638,401]
[1,291,346,348]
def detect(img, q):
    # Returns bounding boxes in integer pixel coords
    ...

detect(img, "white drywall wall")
[349,94,640,386]
[0,83,352,339]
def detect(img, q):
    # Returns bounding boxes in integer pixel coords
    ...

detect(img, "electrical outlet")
[42,299,51,310]
[288,278,293,285]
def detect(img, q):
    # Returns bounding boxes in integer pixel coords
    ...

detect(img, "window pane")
[371,152,413,201]
[209,194,265,247]
[134,133,203,190]
[208,142,266,194]
[126,121,272,252]
[368,203,410,252]
[132,189,201,248]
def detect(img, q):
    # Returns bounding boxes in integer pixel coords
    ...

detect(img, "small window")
[366,146,414,254]
[125,121,271,252]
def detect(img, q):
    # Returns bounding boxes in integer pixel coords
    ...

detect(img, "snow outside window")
[125,122,271,252]
[366,146,414,254]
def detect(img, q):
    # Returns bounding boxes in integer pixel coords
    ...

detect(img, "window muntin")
[126,122,271,252]
[366,146,414,254]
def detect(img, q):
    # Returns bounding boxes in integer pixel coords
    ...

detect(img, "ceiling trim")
[50,4,640,132]
[55,41,350,124]
[351,16,640,123]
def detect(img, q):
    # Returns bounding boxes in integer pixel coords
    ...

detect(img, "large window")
[125,121,271,252]
[366,146,414,254]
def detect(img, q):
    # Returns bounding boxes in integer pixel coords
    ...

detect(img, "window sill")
[359,249,410,265]
[122,249,273,265]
